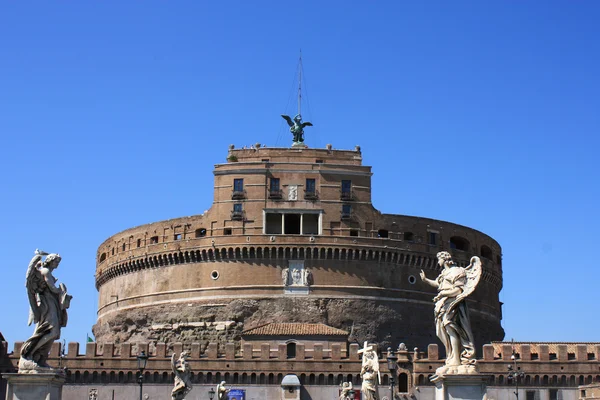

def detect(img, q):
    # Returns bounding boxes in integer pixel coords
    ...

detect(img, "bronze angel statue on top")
[281,114,313,144]
[420,251,482,376]
[19,249,72,373]
[171,351,192,400]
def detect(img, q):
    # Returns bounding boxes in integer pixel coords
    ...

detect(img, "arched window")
[480,245,493,259]
[286,342,297,359]
[99,253,106,263]
[403,232,414,242]
[449,236,470,251]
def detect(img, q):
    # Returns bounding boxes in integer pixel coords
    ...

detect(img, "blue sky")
[1,1,599,348]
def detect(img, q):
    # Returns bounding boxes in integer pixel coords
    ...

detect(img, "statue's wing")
[448,256,482,311]
[25,254,43,326]
[301,122,313,128]
[281,114,294,127]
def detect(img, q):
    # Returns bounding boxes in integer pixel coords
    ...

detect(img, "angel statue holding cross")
[358,341,380,400]
[420,251,482,376]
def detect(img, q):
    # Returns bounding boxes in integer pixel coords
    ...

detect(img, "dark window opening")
[122,243,126,251]
[449,236,470,251]
[111,248,114,255]
[481,245,493,259]
[549,353,557,360]
[286,343,296,359]
[315,159,323,163]
[266,213,283,234]
[428,232,437,245]
[150,236,159,244]
[195,228,207,238]
[269,178,281,199]
[174,234,182,241]
[284,214,301,234]
[568,353,576,360]
[232,178,245,199]
[224,228,232,235]
[305,178,318,200]
[398,373,408,393]
[137,239,141,248]
[526,391,536,400]
[341,180,352,200]
[404,232,414,242]
[531,353,539,360]
[549,389,558,400]
[378,229,388,238]
[496,255,502,265]
[261,159,269,162]
[99,253,106,263]
[349,229,359,237]
[302,214,319,235]
[341,204,352,219]
[588,353,595,360]
[231,203,243,220]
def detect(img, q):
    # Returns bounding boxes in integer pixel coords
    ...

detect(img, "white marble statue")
[303,268,312,286]
[340,381,354,400]
[216,380,229,400]
[282,268,289,286]
[171,351,192,400]
[19,249,72,373]
[359,341,380,400]
[420,251,482,375]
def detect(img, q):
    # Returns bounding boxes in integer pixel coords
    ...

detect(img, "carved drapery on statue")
[216,381,229,400]
[20,249,72,373]
[358,341,380,400]
[171,351,192,400]
[420,251,482,376]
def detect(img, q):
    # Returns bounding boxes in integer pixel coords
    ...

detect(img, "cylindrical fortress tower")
[93,145,504,353]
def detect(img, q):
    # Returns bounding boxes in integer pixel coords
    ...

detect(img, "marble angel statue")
[359,342,380,400]
[216,381,229,400]
[339,381,354,400]
[420,251,482,375]
[20,249,72,372]
[171,351,192,400]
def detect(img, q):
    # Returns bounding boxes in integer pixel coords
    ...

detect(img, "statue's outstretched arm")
[419,270,438,288]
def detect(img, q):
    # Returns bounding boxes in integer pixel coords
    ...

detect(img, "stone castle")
[1,143,598,400]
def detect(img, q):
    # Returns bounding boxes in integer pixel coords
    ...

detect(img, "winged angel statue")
[420,251,482,375]
[281,114,313,144]
[171,351,192,400]
[19,249,72,372]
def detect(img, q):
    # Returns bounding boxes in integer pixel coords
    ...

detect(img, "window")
[232,178,245,199]
[234,179,244,192]
[195,228,207,238]
[526,391,536,400]
[481,245,493,259]
[150,236,159,244]
[377,229,388,238]
[341,204,352,218]
[269,178,281,199]
[99,253,106,263]
[449,236,470,251]
[233,203,242,212]
[349,229,359,237]
[306,178,315,193]
[549,389,558,400]
[341,180,352,200]
[549,353,557,360]
[428,232,437,245]
[122,243,126,251]
[404,232,414,241]
[232,203,243,220]
[137,239,141,248]
[287,342,296,359]
[174,234,182,241]
[224,228,232,235]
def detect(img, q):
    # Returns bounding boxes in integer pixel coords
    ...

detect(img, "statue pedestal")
[2,373,65,400]
[430,374,488,400]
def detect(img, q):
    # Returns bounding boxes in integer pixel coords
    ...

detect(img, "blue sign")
[228,389,245,400]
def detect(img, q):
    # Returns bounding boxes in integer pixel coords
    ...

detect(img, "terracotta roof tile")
[242,323,348,336]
